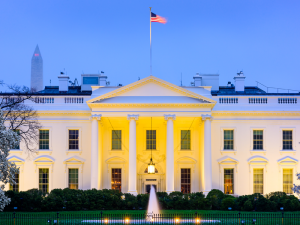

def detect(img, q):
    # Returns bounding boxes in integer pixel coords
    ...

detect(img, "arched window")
[144,167,158,173]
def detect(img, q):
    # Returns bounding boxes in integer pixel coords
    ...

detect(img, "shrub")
[242,200,253,211]
[206,189,225,210]
[221,197,235,210]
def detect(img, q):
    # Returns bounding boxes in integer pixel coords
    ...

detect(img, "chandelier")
[148,117,155,174]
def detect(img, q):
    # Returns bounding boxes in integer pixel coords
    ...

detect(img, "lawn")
[1,210,300,225]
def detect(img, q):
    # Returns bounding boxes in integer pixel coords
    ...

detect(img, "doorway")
[145,184,157,194]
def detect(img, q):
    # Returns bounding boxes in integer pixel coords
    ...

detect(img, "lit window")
[224,169,234,194]
[253,169,263,194]
[39,168,49,193]
[146,130,156,150]
[69,168,78,190]
[111,168,121,192]
[181,130,191,150]
[283,130,292,150]
[112,130,121,150]
[39,130,49,149]
[181,168,191,193]
[224,130,234,150]
[9,173,19,192]
[69,130,79,150]
[283,169,293,194]
[253,130,263,150]
[13,130,20,149]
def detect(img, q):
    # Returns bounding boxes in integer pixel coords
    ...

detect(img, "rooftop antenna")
[181,72,182,86]
[50,79,51,86]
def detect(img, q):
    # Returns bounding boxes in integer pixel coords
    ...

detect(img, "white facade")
[5,75,300,196]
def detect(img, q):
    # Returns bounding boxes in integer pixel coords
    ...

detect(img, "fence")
[1,212,300,225]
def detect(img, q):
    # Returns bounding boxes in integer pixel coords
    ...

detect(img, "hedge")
[4,188,300,212]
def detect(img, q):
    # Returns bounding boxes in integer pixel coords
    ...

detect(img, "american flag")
[151,12,167,24]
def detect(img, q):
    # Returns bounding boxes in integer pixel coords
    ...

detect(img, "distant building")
[31,45,43,91]
[3,71,300,196]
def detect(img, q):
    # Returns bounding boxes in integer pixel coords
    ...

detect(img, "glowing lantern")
[148,158,155,174]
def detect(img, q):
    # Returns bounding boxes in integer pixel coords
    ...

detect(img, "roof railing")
[256,81,300,94]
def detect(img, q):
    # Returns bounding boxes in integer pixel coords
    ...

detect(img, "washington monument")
[31,45,43,91]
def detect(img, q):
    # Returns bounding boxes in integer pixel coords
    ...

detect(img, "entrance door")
[145,184,157,194]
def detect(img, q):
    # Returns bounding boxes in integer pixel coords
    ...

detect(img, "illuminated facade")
[5,72,300,196]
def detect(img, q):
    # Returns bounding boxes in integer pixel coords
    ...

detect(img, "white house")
[4,72,300,196]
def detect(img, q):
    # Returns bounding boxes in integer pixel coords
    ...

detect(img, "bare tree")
[0,83,41,152]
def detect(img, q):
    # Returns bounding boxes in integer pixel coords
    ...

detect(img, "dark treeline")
[4,189,300,212]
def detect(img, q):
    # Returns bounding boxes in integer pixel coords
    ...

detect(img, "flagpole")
[150,7,152,76]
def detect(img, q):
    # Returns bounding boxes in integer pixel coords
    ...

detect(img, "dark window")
[253,130,263,150]
[69,130,79,150]
[39,130,49,149]
[224,130,234,150]
[83,77,98,85]
[181,130,191,150]
[9,173,19,192]
[146,130,156,150]
[181,168,191,193]
[112,168,121,192]
[39,168,49,193]
[69,168,78,190]
[112,130,122,150]
[283,130,293,150]
[224,169,234,194]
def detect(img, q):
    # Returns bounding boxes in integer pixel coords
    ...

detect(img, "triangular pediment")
[64,156,85,164]
[105,156,126,164]
[87,76,216,105]
[278,156,298,165]
[176,157,197,164]
[218,156,239,164]
[8,155,25,163]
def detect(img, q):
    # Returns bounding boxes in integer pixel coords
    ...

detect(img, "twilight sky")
[0,0,299,91]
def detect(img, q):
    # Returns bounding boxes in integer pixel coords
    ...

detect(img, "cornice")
[212,111,300,117]
[87,76,217,104]
[87,103,215,108]
[37,111,91,117]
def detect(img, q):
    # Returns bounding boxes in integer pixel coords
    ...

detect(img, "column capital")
[202,114,213,121]
[164,114,176,121]
[90,114,102,121]
[127,114,139,121]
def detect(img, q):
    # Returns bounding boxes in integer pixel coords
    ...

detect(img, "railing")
[1,212,300,224]
[65,97,84,104]
[249,98,268,104]
[256,81,300,94]
[278,98,297,104]
[35,97,54,104]
[219,98,238,104]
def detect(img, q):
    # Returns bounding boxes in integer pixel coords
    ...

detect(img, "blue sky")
[0,0,299,91]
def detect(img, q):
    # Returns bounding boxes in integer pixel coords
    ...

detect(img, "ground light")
[252,218,256,224]
[104,219,108,223]
[241,220,245,224]
[125,218,130,223]
[175,218,180,223]
[195,218,200,223]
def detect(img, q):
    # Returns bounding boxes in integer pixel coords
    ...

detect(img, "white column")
[127,114,139,195]
[202,114,213,194]
[90,114,101,189]
[164,114,176,194]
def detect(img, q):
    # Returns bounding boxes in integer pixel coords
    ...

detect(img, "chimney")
[234,71,245,92]
[58,72,69,92]
[193,73,202,86]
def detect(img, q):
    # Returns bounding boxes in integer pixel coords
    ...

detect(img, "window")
[283,130,293,150]
[111,168,121,192]
[181,168,191,193]
[253,130,263,150]
[146,130,156,150]
[283,169,293,194]
[9,173,19,192]
[39,168,49,193]
[39,130,49,149]
[224,130,234,150]
[224,169,234,194]
[253,169,263,194]
[69,168,78,190]
[181,130,191,150]
[112,130,121,150]
[69,130,79,150]
[13,130,20,149]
